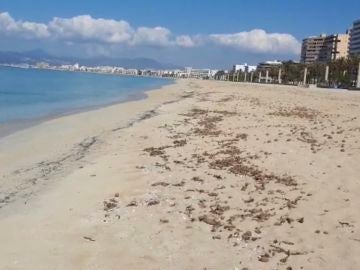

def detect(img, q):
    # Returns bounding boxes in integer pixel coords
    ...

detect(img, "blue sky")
[0,0,359,68]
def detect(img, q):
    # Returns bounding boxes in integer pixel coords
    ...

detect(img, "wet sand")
[0,79,360,269]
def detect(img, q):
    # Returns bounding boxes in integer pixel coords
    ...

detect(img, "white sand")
[0,79,360,269]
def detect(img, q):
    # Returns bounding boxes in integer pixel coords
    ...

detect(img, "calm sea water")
[0,67,173,124]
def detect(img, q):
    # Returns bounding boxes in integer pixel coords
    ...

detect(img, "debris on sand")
[126,200,138,207]
[268,106,321,121]
[172,181,185,187]
[83,236,96,242]
[173,139,187,147]
[241,183,249,191]
[199,215,221,226]
[243,197,254,203]
[143,146,170,156]
[338,221,353,227]
[242,231,252,241]
[160,219,169,223]
[236,133,248,140]
[135,101,313,263]
[274,215,294,226]
[151,181,170,187]
[258,253,270,262]
[192,176,204,183]
[297,217,304,223]
[146,198,160,206]
[103,199,117,211]
[209,204,230,215]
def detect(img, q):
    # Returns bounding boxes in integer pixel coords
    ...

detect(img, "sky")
[0,0,359,68]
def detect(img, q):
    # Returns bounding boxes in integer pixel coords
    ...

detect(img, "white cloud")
[0,12,49,39]
[0,12,301,55]
[132,26,171,46]
[210,29,301,54]
[48,15,133,44]
[175,35,196,48]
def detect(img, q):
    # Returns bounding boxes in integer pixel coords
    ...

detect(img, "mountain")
[0,49,182,70]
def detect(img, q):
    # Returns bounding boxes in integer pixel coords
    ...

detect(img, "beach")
[0,79,360,269]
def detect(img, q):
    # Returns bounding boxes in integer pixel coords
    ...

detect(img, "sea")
[0,66,173,135]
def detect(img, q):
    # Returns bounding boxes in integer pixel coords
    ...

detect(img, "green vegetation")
[215,56,360,89]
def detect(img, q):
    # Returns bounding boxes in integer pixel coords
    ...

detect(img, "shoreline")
[0,73,175,139]
[0,91,149,139]
[0,79,360,269]
[0,79,189,211]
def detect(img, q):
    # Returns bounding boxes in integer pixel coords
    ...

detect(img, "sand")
[0,79,360,270]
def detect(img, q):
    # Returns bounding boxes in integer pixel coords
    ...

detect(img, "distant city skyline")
[0,0,359,68]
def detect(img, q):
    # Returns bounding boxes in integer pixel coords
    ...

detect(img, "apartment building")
[301,33,349,64]
[349,19,360,55]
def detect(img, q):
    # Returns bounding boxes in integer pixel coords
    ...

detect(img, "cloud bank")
[210,29,301,54]
[0,12,301,54]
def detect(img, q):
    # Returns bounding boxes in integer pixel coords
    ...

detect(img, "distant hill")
[0,49,182,70]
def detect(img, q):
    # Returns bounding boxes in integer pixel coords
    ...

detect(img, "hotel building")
[349,19,360,55]
[301,33,349,64]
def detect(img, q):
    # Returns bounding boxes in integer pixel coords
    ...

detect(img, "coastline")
[0,79,185,198]
[1,79,360,269]
[0,91,150,139]
[0,69,175,139]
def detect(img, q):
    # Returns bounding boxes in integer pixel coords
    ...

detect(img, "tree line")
[214,56,360,89]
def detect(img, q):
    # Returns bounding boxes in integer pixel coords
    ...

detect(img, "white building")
[257,60,283,70]
[210,70,218,78]
[184,67,211,79]
[233,63,257,73]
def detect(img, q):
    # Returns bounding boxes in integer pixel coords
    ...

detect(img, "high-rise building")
[301,33,349,64]
[323,34,349,61]
[349,19,360,55]
[301,35,327,64]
